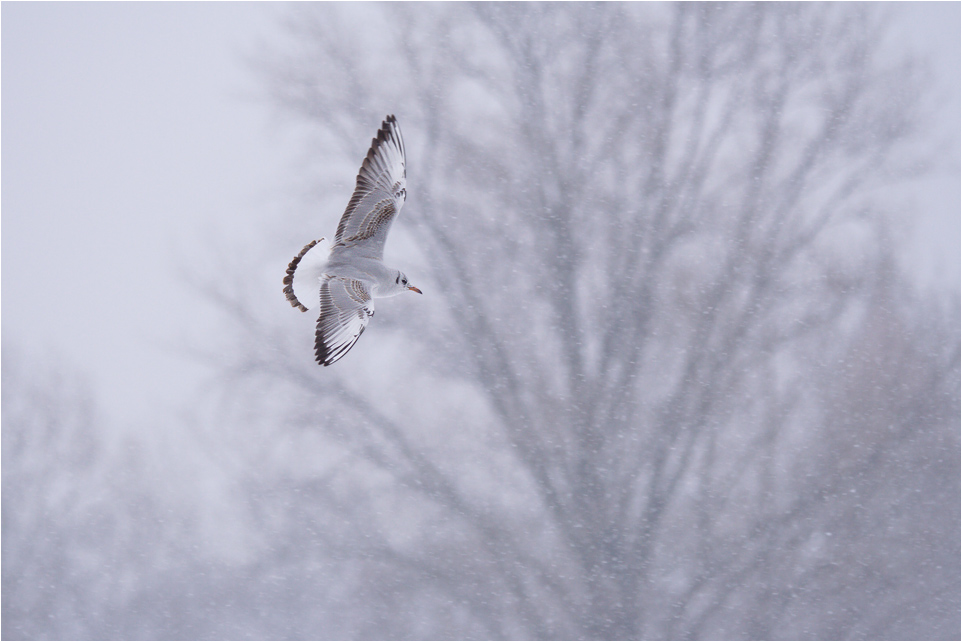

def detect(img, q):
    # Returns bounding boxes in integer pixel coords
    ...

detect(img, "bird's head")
[396,271,422,295]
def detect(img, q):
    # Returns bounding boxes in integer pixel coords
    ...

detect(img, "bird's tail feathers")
[283,238,329,312]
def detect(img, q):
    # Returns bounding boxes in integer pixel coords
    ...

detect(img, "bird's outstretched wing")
[315,276,375,366]
[332,115,406,260]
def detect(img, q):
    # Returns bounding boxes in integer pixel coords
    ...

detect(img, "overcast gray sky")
[2,2,959,427]
[3,2,295,423]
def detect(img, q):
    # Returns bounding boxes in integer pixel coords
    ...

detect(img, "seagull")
[283,115,421,366]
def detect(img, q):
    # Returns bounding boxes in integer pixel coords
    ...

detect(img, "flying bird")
[283,115,421,366]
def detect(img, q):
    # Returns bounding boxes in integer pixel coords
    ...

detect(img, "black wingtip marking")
[314,325,366,367]
[335,115,405,247]
[366,115,399,164]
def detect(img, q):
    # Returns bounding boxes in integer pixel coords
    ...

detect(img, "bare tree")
[1,349,119,639]
[190,3,957,638]
[1,347,216,640]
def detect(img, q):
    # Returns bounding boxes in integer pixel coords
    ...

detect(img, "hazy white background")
[2,1,959,427]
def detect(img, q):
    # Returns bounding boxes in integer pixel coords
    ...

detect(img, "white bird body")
[283,115,421,366]
[326,254,409,296]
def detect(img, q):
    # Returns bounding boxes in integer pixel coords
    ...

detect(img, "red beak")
[408,286,422,294]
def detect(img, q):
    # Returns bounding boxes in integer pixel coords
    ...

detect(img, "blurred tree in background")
[205,2,957,638]
[2,2,958,639]
[3,352,105,640]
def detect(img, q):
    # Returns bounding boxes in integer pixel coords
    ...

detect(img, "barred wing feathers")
[314,276,375,366]
[333,115,407,260]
